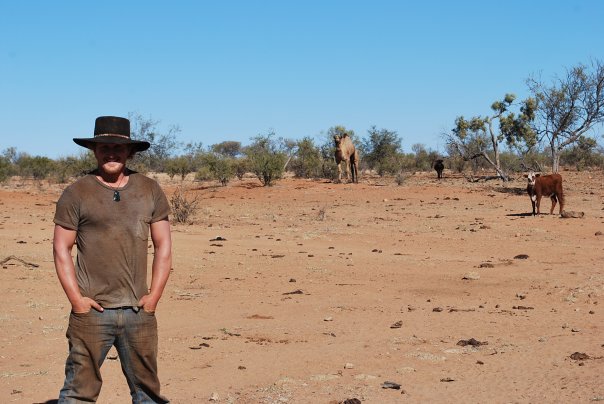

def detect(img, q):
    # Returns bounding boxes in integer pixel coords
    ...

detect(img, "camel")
[333,133,358,183]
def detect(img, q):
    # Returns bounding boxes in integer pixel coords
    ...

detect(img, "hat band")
[95,133,131,139]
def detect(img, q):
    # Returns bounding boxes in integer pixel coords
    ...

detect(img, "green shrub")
[245,133,287,186]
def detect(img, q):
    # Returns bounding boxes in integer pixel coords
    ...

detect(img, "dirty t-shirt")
[53,171,170,308]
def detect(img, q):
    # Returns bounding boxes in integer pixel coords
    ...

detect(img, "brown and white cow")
[333,133,359,183]
[524,172,564,216]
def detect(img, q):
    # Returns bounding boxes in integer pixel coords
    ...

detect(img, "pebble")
[209,392,219,401]
[344,362,354,369]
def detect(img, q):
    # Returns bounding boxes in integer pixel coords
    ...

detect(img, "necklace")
[100,174,125,202]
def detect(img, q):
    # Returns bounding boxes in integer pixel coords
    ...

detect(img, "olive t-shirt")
[53,171,170,308]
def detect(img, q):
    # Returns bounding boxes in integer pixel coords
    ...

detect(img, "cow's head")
[524,172,541,201]
[524,171,540,187]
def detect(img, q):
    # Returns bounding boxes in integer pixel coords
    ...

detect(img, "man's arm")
[138,219,172,312]
[53,224,103,313]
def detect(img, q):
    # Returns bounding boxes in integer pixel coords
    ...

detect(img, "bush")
[195,167,213,182]
[170,187,199,224]
[0,156,14,183]
[233,158,250,180]
[165,156,193,180]
[53,152,97,183]
[361,126,403,176]
[245,133,287,186]
[291,137,323,178]
[16,155,55,180]
[202,153,234,186]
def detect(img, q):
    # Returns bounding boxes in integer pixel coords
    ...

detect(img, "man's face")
[93,143,131,175]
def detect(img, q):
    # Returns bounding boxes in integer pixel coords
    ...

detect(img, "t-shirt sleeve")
[53,187,80,230]
[151,182,171,223]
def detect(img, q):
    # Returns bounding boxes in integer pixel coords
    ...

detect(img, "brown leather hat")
[73,116,150,152]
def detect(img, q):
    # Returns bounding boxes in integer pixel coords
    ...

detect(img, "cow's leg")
[550,195,557,215]
[536,195,542,214]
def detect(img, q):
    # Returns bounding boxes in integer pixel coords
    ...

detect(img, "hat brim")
[73,136,150,152]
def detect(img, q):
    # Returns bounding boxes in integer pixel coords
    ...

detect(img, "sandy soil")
[0,169,603,403]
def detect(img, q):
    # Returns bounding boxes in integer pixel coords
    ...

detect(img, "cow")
[333,133,359,183]
[524,172,564,216]
[433,159,445,179]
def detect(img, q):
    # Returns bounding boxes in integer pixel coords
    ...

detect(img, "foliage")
[244,131,287,186]
[446,94,535,181]
[361,126,402,176]
[211,141,242,158]
[165,156,194,180]
[290,137,323,178]
[0,156,13,183]
[233,157,251,180]
[53,151,97,183]
[0,147,18,182]
[559,136,604,170]
[318,139,339,181]
[201,153,235,186]
[16,154,55,180]
[527,59,604,172]
[411,143,440,171]
[129,113,181,172]
[194,166,213,182]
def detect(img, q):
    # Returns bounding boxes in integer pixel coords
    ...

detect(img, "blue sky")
[1,1,602,159]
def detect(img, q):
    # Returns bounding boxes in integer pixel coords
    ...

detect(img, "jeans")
[58,307,169,403]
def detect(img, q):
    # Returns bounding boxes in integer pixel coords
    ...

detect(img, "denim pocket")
[71,310,93,316]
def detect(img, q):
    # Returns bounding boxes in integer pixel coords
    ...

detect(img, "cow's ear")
[523,174,528,178]
[535,173,541,177]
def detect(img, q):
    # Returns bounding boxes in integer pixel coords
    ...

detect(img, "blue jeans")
[58,307,169,403]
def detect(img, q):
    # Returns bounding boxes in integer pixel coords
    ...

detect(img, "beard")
[98,160,126,176]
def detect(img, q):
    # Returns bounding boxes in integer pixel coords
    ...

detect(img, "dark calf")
[525,172,564,216]
[433,159,444,179]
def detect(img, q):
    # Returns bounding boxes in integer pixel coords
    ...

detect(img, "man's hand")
[72,296,104,314]
[138,294,159,313]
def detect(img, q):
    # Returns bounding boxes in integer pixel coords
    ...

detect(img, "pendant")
[113,190,121,202]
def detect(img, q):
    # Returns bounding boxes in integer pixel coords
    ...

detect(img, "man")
[53,116,172,403]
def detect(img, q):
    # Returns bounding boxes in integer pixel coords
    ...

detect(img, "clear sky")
[1,1,602,159]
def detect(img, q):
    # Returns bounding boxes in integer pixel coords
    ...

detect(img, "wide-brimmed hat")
[73,116,150,152]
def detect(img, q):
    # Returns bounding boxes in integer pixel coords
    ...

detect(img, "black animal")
[433,159,444,179]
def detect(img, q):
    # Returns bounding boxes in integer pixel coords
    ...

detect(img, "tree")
[211,141,242,158]
[129,113,181,172]
[446,94,535,181]
[527,59,604,172]
[361,126,402,176]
